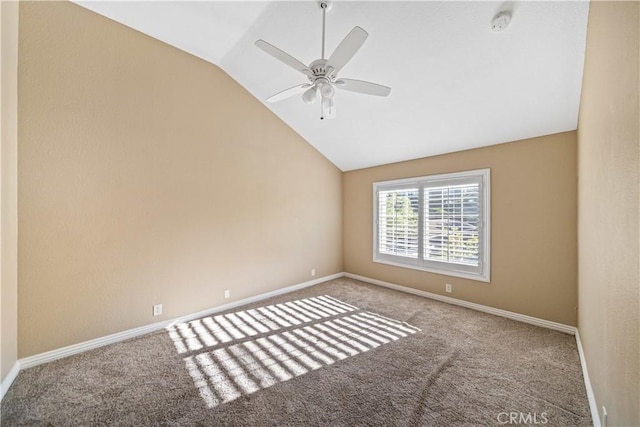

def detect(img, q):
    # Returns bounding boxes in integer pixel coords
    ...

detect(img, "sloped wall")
[18,1,342,357]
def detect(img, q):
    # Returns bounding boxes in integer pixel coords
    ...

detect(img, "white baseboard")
[345,273,577,335]
[19,272,345,371]
[0,361,21,401]
[575,330,600,427]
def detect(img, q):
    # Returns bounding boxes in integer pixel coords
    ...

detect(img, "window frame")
[373,168,491,283]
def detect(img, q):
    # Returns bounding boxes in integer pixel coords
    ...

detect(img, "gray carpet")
[1,278,591,426]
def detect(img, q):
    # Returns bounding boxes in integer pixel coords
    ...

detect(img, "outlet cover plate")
[153,304,163,316]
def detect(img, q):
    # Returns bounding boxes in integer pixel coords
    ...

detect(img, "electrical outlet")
[153,304,162,316]
[602,406,608,427]
[311,269,316,277]
[224,289,230,299]
[445,284,452,293]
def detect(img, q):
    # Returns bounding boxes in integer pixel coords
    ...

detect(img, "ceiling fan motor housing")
[308,59,335,81]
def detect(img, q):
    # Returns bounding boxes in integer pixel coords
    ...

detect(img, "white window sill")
[373,257,490,283]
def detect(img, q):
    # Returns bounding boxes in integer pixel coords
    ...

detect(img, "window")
[373,169,490,282]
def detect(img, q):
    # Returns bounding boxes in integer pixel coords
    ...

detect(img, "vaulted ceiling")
[74,1,590,171]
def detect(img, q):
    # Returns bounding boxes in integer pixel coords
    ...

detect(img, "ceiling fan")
[255,1,391,120]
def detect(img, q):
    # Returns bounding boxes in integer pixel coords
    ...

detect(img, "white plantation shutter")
[373,169,490,282]
[424,183,480,266]
[377,188,419,258]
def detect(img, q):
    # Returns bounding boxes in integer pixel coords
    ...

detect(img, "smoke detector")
[491,11,512,32]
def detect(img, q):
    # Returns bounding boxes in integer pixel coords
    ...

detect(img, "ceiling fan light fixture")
[319,81,335,99]
[302,86,318,104]
[320,97,335,120]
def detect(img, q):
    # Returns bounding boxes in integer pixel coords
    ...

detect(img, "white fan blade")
[267,84,311,103]
[255,40,313,77]
[326,27,368,75]
[321,97,336,120]
[334,78,391,97]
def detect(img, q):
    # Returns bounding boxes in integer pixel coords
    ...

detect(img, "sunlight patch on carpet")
[167,295,420,408]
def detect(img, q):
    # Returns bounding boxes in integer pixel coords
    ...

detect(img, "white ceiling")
[74,1,590,171]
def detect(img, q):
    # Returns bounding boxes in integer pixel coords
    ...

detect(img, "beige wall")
[17,2,342,358]
[1,0,19,382]
[344,132,578,326]
[577,2,639,426]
